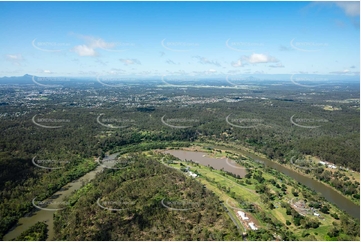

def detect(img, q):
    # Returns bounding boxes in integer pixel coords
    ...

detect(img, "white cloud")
[95,38,117,49]
[231,59,242,67]
[71,34,120,57]
[73,45,97,56]
[244,53,279,64]
[335,2,360,17]
[119,58,141,65]
[5,54,23,65]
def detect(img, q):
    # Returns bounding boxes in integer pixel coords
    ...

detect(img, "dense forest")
[0,83,359,240]
[53,153,239,240]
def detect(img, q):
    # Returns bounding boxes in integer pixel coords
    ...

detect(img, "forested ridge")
[53,154,239,240]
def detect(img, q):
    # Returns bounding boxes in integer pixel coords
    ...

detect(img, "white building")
[237,211,249,220]
[319,161,327,165]
[248,222,258,230]
[188,171,197,178]
[328,165,337,169]
[314,212,320,217]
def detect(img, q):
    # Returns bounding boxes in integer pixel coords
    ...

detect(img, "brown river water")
[3,153,119,241]
[3,148,359,240]
[165,149,360,220]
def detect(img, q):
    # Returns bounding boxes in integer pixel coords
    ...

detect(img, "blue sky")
[0,1,359,79]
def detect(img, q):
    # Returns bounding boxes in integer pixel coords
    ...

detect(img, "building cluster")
[319,161,337,169]
[237,211,258,230]
[237,211,249,220]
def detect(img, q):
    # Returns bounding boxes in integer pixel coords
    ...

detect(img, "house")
[328,165,337,169]
[237,211,249,220]
[319,161,327,166]
[248,222,258,230]
[188,171,197,178]
[314,212,320,217]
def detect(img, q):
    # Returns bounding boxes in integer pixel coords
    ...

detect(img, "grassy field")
[195,141,360,205]
[146,145,359,241]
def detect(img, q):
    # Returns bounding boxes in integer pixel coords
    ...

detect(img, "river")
[3,153,119,241]
[3,146,359,241]
[165,149,360,220]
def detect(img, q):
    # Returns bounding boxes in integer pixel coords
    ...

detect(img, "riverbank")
[162,143,360,220]
[3,141,359,241]
[196,141,360,206]
[3,153,119,241]
[156,149,359,240]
